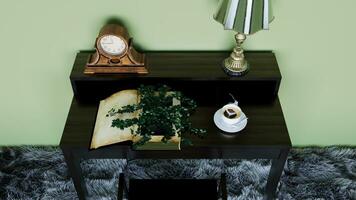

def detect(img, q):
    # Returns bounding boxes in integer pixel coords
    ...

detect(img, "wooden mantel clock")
[84,24,148,74]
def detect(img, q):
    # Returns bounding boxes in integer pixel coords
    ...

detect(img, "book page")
[90,89,139,149]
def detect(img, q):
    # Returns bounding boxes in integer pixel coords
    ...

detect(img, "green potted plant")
[108,85,207,150]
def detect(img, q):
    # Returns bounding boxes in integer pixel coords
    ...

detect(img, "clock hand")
[102,37,114,44]
[102,41,113,44]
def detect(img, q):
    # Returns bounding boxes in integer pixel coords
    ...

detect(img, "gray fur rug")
[0,147,355,200]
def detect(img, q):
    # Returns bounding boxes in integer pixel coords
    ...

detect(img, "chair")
[118,173,227,200]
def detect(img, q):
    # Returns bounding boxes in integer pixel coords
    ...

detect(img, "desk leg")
[264,148,289,200]
[62,148,87,200]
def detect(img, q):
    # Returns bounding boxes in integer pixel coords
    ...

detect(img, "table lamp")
[214,0,274,76]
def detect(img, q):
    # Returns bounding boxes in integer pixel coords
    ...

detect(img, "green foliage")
[108,85,207,147]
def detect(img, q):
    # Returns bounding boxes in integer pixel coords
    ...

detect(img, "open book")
[90,89,180,150]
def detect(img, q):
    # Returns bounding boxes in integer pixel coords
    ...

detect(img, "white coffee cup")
[221,103,242,125]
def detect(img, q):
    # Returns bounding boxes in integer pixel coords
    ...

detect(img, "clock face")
[99,35,127,56]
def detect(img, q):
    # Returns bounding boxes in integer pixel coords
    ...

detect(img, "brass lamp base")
[223,57,249,76]
[222,33,249,77]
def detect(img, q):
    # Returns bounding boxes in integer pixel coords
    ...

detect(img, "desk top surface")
[60,98,291,150]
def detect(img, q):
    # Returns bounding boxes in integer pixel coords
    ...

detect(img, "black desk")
[60,51,291,200]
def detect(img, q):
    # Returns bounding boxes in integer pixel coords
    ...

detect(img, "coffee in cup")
[221,104,242,124]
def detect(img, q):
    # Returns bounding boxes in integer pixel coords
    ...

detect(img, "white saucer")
[213,108,248,133]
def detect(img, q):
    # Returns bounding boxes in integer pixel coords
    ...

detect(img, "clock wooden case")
[84,24,148,74]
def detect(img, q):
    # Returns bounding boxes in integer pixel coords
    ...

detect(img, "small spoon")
[231,116,248,128]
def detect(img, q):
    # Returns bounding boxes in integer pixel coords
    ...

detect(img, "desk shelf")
[70,51,281,105]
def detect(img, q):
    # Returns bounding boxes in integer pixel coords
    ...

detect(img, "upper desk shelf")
[70,51,281,106]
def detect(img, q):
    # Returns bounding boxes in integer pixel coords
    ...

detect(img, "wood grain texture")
[71,51,281,104]
[60,97,290,159]
[72,51,280,79]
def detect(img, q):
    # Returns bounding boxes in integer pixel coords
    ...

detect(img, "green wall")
[1,0,355,146]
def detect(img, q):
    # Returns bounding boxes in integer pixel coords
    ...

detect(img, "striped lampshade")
[214,0,274,35]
